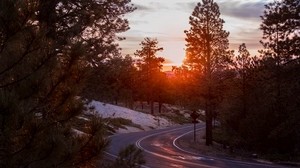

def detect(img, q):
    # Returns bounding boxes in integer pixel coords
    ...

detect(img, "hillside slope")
[85,100,174,133]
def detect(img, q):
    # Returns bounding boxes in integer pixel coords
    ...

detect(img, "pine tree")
[84,55,137,107]
[260,0,300,63]
[184,0,231,146]
[260,0,300,113]
[258,0,300,154]
[134,37,164,114]
[0,0,134,167]
[235,43,252,117]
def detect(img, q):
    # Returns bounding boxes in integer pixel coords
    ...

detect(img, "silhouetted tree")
[260,0,300,113]
[258,0,300,154]
[235,43,252,117]
[219,0,300,157]
[261,0,300,63]
[0,0,134,167]
[135,37,164,114]
[156,71,168,113]
[184,0,231,145]
[172,65,200,109]
[84,55,137,108]
[108,55,137,108]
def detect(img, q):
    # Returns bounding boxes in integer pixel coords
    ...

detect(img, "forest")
[0,0,299,167]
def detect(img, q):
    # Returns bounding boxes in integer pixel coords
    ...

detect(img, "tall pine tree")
[184,0,231,145]
[235,43,252,118]
[260,0,300,115]
[134,37,164,114]
[261,0,300,63]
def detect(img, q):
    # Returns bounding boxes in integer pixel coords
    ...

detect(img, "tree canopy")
[0,0,135,167]
[134,37,165,114]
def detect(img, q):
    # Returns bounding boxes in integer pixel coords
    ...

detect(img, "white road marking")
[107,124,287,168]
[135,126,218,168]
[172,127,286,168]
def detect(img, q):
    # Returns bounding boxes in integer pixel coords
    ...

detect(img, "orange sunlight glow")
[162,63,181,72]
[162,56,185,72]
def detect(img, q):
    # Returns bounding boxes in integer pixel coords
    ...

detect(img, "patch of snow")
[71,128,86,136]
[163,103,182,111]
[35,113,42,117]
[76,116,89,121]
[116,126,142,134]
[198,109,205,115]
[85,100,173,132]
[183,113,190,118]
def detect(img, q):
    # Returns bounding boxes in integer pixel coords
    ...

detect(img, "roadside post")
[190,111,200,142]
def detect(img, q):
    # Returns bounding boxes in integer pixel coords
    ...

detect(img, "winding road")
[106,124,289,168]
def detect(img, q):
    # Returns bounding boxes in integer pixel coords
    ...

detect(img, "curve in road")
[107,124,288,168]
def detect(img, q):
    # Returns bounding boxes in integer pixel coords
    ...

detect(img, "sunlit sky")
[118,0,272,70]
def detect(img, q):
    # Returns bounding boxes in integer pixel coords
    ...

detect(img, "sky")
[118,0,272,70]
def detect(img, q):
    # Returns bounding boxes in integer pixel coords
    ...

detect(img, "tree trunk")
[158,94,162,113]
[115,97,118,105]
[158,102,162,113]
[150,100,154,114]
[205,15,213,146]
[140,101,143,110]
[242,72,246,118]
[205,99,213,146]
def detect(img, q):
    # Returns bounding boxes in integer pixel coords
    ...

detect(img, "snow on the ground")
[71,128,86,136]
[117,126,142,134]
[85,100,173,133]
[76,116,89,121]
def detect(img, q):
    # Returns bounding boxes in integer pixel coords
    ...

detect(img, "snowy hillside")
[85,100,174,133]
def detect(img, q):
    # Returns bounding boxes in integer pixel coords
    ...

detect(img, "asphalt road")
[106,124,289,168]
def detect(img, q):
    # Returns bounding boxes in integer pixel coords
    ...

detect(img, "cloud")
[230,42,261,50]
[128,3,155,19]
[158,36,185,42]
[218,1,266,20]
[148,2,169,10]
[120,34,184,47]
[163,58,174,64]
[132,2,169,13]
[175,1,266,20]
[129,20,149,26]
[123,36,144,43]
[129,2,169,21]
[134,4,153,11]
[175,2,198,13]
